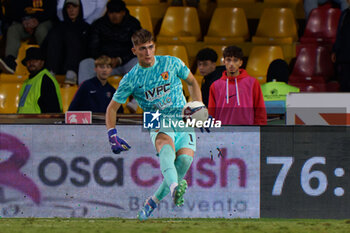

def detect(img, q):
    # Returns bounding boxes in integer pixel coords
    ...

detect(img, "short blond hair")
[95,55,112,67]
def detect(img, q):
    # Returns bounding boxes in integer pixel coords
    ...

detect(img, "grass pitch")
[0,218,350,233]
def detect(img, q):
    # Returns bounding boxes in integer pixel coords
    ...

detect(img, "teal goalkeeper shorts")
[149,120,196,153]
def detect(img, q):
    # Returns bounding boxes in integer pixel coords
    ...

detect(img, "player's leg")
[138,132,178,221]
[152,149,194,206]
[171,130,196,205]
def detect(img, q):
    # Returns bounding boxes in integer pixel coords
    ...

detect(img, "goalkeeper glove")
[108,128,131,154]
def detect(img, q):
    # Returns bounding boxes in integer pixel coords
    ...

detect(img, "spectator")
[196,48,225,107]
[304,0,349,19]
[57,0,108,24]
[208,46,267,125]
[78,0,141,84]
[0,0,57,74]
[261,59,300,114]
[45,0,89,84]
[17,47,62,113]
[69,55,123,113]
[332,0,350,91]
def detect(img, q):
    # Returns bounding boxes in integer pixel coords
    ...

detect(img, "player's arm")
[184,72,202,102]
[106,100,122,130]
[105,99,131,154]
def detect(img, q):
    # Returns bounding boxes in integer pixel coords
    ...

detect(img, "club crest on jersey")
[160,71,169,80]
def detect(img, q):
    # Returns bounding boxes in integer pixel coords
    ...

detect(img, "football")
[182,101,209,123]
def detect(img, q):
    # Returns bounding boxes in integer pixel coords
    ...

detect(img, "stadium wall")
[0,125,349,219]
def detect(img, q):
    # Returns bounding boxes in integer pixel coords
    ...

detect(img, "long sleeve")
[38,75,62,113]
[68,83,87,111]
[252,80,267,125]
[208,83,216,118]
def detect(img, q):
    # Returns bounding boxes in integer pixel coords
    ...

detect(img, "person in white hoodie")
[57,0,107,24]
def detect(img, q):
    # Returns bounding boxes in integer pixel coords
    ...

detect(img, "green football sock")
[159,144,178,187]
[154,154,193,201]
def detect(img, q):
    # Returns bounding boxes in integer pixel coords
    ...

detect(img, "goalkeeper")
[105,29,204,221]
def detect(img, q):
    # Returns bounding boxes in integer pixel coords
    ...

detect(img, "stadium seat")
[245,46,284,84]
[0,82,22,113]
[155,45,190,67]
[127,6,153,33]
[124,0,160,4]
[204,8,249,44]
[15,42,39,75]
[326,80,340,92]
[60,85,78,113]
[290,44,334,82]
[300,7,341,44]
[252,8,298,45]
[264,0,300,3]
[108,76,123,90]
[0,74,27,83]
[217,0,255,5]
[157,7,201,43]
[289,77,327,92]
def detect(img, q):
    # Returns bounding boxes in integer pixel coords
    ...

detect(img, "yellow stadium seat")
[15,41,39,75]
[127,6,153,33]
[264,0,300,3]
[194,74,204,86]
[124,0,159,4]
[204,8,249,44]
[0,82,22,113]
[157,7,201,43]
[60,85,78,113]
[108,75,123,90]
[252,8,298,45]
[156,45,190,98]
[0,74,27,82]
[155,45,190,66]
[246,46,284,84]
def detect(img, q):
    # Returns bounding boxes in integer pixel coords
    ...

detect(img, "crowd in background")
[0,0,349,123]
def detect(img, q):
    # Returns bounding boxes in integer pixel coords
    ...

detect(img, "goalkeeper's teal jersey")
[112,55,190,117]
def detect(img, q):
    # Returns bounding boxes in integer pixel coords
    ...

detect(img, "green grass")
[0,218,350,233]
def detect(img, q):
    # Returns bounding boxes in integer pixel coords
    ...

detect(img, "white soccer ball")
[182,101,209,124]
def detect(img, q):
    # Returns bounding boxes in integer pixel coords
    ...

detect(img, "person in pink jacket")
[208,46,267,125]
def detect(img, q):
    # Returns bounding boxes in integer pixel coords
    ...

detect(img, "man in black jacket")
[0,0,57,74]
[78,0,141,84]
[45,0,89,84]
[196,48,225,107]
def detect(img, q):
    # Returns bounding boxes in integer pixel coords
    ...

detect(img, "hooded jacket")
[88,12,141,63]
[208,69,267,125]
[57,0,107,24]
[59,0,89,37]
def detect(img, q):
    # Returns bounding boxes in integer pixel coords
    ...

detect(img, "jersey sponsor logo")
[144,83,171,101]
[160,71,169,80]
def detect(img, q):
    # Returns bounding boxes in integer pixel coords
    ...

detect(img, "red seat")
[289,77,327,92]
[300,7,341,44]
[314,45,334,77]
[326,80,340,92]
[290,44,334,83]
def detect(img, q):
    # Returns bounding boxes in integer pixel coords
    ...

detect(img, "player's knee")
[155,133,174,152]
[176,154,193,168]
